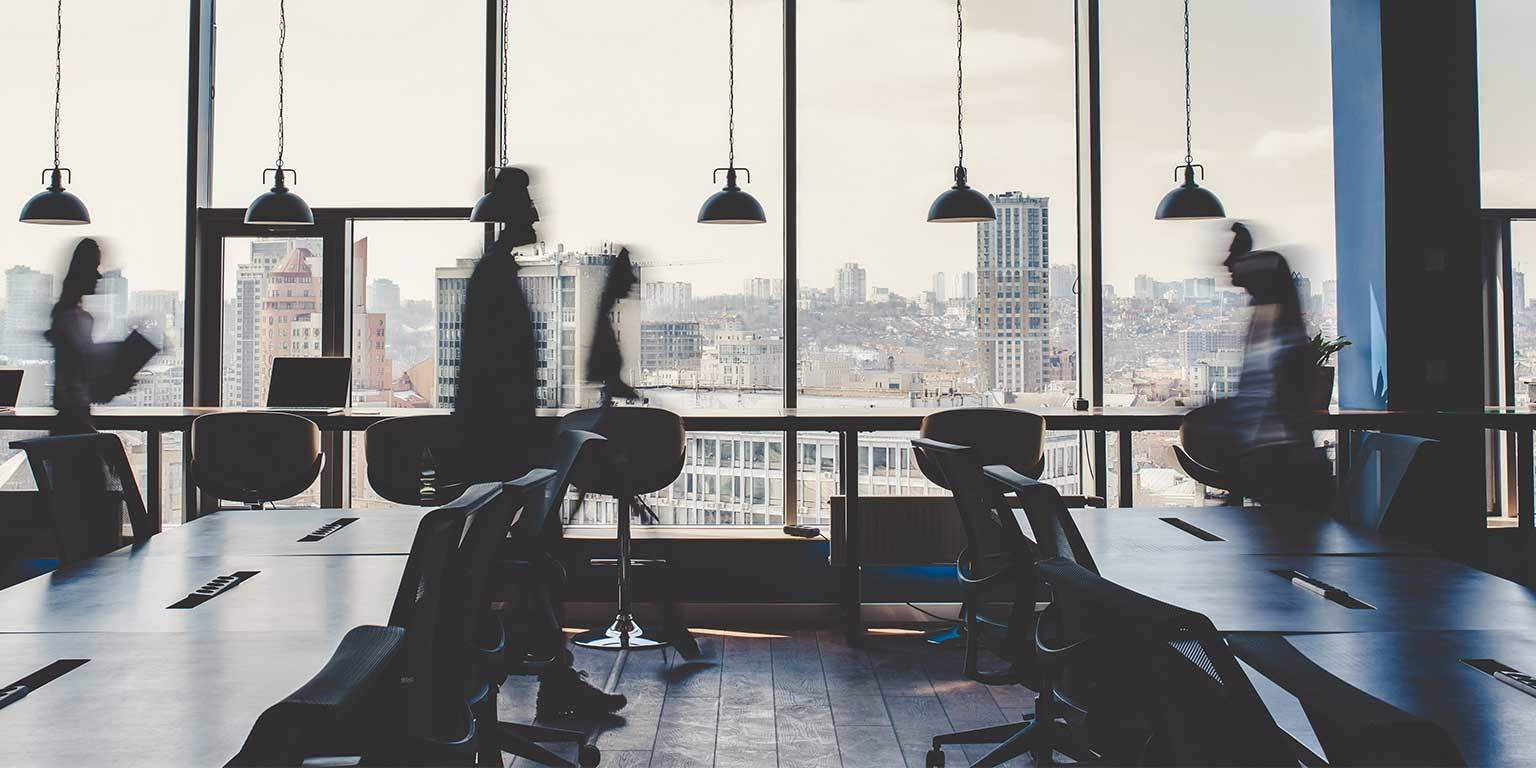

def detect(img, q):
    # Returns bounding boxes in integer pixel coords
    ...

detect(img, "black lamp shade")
[927,167,995,223]
[698,168,765,224]
[1155,164,1226,220]
[245,169,313,225]
[19,169,89,225]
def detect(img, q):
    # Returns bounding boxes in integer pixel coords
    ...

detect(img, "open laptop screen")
[265,357,351,408]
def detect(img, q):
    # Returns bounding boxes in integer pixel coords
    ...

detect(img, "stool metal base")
[573,615,670,651]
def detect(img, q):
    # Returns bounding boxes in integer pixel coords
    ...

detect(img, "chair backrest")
[191,412,323,505]
[557,407,685,496]
[533,428,608,533]
[916,408,1046,489]
[12,433,153,564]
[909,438,1034,573]
[386,482,500,744]
[984,464,1098,573]
[1336,431,1440,540]
[1036,557,1293,766]
[365,415,470,506]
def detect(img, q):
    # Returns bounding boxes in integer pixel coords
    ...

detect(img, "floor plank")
[772,630,840,768]
[716,635,776,767]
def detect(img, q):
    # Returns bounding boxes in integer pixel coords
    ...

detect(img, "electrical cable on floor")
[906,602,962,625]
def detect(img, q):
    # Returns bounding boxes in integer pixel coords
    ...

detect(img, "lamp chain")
[53,0,63,170]
[728,0,735,170]
[956,0,964,170]
[276,0,287,170]
[1183,0,1192,165]
[499,0,508,168]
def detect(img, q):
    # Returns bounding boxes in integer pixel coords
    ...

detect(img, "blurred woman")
[46,238,130,435]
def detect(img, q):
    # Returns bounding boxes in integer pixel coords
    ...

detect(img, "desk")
[0,553,402,634]
[0,630,353,766]
[106,506,430,558]
[1240,631,1536,766]
[1065,506,1426,556]
[1097,553,1536,633]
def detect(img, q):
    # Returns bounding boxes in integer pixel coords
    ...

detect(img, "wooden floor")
[499,627,1036,767]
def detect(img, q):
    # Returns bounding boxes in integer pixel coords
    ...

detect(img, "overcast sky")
[0,0,1529,304]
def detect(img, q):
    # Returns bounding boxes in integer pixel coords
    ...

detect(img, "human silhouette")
[46,239,148,435]
[451,166,625,719]
[1193,222,1330,505]
[586,247,640,404]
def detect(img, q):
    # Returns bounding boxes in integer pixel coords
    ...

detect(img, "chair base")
[492,720,601,767]
[928,713,1093,768]
[572,616,670,651]
[925,624,965,646]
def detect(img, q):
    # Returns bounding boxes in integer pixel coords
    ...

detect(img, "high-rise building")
[1134,274,1157,300]
[351,238,390,401]
[976,192,1049,393]
[959,271,976,305]
[641,281,693,313]
[1322,280,1338,316]
[84,269,128,340]
[1516,271,1527,313]
[259,246,322,405]
[930,271,947,305]
[128,289,181,365]
[1293,274,1313,317]
[369,277,401,316]
[3,266,54,362]
[231,239,306,406]
[1181,325,1245,376]
[640,321,703,373]
[1049,264,1075,300]
[742,277,783,302]
[835,262,867,304]
[1182,277,1215,301]
[708,331,784,389]
[435,244,639,408]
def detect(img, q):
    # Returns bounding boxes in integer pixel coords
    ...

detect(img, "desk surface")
[1065,506,1426,556]
[1097,553,1536,633]
[1244,631,1536,766]
[108,506,431,558]
[0,554,402,634]
[0,630,352,767]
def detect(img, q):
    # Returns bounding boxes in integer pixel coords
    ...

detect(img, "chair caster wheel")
[579,743,602,767]
[926,747,945,767]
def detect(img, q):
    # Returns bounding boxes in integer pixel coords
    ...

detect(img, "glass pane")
[1479,0,1536,207]
[1512,222,1536,407]
[212,1,482,207]
[0,1,188,409]
[559,430,785,526]
[796,1,1078,410]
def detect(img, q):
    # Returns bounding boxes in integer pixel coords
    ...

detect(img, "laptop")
[264,357,351,414]
[0,370,22,412]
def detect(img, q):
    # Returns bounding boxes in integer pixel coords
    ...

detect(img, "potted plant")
[1307,333,1351,410]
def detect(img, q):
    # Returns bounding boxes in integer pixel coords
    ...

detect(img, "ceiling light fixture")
[928,0,994,224]
[1154,0,1225,221]
[245,0,313,225]
[20,0,89,225]
[698,0,765,225]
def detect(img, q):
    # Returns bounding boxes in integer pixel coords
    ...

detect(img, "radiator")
[828,495,966,566]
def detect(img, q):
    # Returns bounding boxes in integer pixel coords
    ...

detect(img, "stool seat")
[191,412,324,508]
[558,407,685,497]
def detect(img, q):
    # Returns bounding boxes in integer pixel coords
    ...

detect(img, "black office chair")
[364,415,472,506]
[1026,557,1297,767]
[1172,407,1247,505]
[917,407,1106,509]
[1335,431,1442,546]
[910,438,1039,684]
[191,412,324,508]
[558,407,692,652]
[984,464,1098,572]
[1229,635,1466,766]
[12,433,153,565]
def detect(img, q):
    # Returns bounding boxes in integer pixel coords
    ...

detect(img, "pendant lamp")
[698,0,765,224]
[928,0,993,224]
[1154,0,1225,221]
[470,0,516,223]
[20,0,89,225]
[246,0,313,225]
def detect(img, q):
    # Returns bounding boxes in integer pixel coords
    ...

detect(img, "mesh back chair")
[1336,431,1443,547]
[558,407,692,652]
[910,438,1038,684]
[229,484,504,766]
[981,557,1298,768]
[984,465,1097,572]
[1229,635,1466,766]
[191,412,324,509]
[364,415,471,506]
[917,408,1105,508]
[12,433,153,564]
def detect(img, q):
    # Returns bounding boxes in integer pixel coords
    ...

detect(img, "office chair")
[558,407,692,652]
[191,412,324,509]
[1024,557,1298,767]
[1230,635,1466,766]
[1335,431,1443,547]
[909,438,1039,685]
[364,415,471,506]
[1172,407,1247,505]
[984,464,1098,573]
[916,407,1106,509]
[11,432,153,564]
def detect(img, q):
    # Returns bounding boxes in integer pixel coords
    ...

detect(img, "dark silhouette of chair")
[558,406,689,651]
[1229,635,1466,766]
[364,415,470,506]
[1335,431,1442,545]
[11,432,153,565]
[984,465,1098,572]
[1173,408,1246,505]
[909,438,1038,684]
[191,412,324,509]
[916,408,1105,508]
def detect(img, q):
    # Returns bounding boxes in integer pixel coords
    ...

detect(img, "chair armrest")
[1060,495,1107,508]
